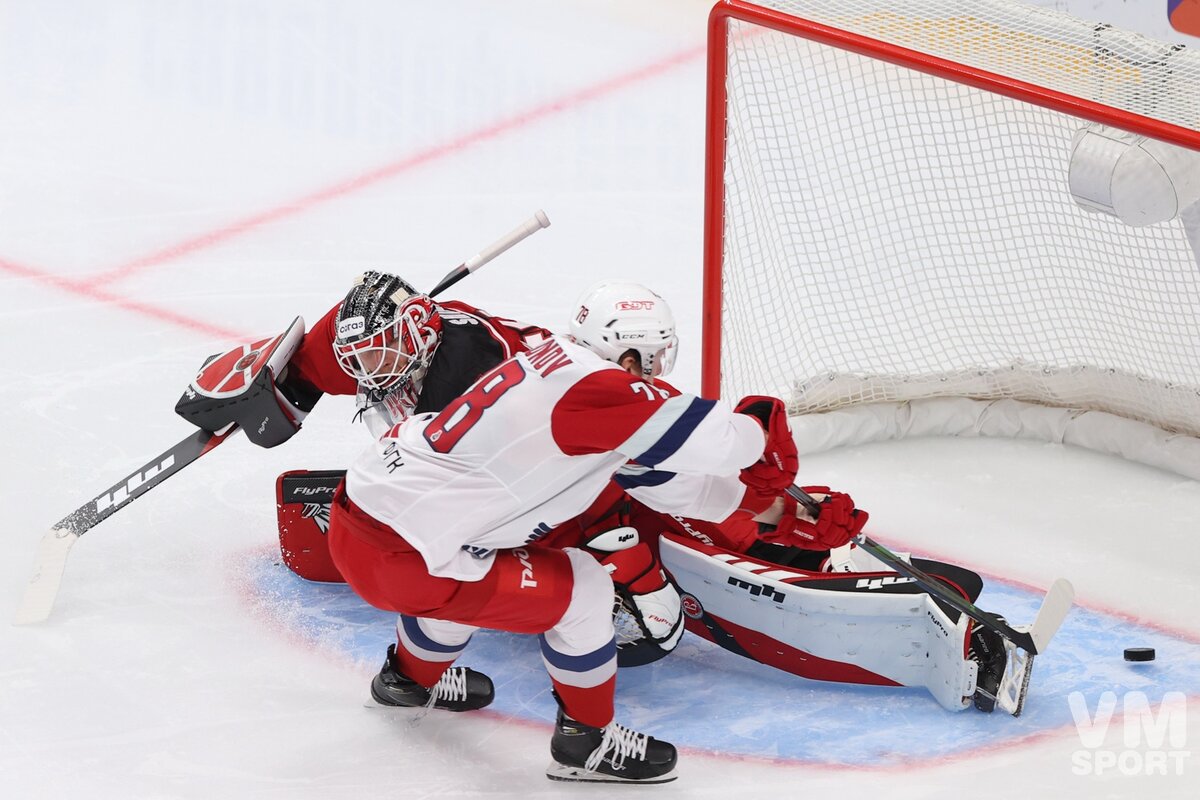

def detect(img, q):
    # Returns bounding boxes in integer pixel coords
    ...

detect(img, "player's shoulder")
[537,339,675,408]
[652,378,683,398]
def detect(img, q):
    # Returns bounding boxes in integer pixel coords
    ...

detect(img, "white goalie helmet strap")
[568,281,678,380]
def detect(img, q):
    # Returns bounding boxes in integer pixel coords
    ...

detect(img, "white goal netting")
[712,0,1200,475]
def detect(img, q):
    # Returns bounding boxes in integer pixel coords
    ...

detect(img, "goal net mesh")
[715,0,1200,438]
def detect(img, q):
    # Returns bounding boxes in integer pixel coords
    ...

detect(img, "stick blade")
[13,527,80,625]
[1028,577,1075,654]
[992,580,1072,715]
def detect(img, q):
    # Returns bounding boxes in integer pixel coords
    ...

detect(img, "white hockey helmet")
[568,281,678,381]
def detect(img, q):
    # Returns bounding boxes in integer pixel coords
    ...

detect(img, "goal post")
[702,0,1200,478]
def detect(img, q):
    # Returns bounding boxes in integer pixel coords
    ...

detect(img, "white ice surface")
[1,1,1198,797]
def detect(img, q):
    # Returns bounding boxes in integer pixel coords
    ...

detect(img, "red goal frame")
[700,0,1200,399]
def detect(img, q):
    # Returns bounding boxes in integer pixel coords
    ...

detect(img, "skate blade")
[363,699,423,710]
[545,763,678,784]
[994,646,1035,717]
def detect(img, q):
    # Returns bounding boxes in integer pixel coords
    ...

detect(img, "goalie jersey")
[344,336,765,581]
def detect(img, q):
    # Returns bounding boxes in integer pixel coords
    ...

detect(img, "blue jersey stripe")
[634,397,716,467]
[401,615,469,655]
[538,634,616,672]
[614,469,676,489]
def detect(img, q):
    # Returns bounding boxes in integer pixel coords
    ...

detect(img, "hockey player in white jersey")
[325,284,799,783]
[259,279,1048,721]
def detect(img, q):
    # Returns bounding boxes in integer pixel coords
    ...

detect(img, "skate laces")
[409,668,469,727]
[426,668,469,707]
[583,721,650,773]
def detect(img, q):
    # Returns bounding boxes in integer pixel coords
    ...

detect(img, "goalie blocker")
[176,317,321,448]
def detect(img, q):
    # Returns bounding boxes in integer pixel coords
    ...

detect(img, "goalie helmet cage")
[701,0,1200,478]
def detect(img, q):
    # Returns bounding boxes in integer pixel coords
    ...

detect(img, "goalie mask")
[333,271,443,395]
[568,281,678,381]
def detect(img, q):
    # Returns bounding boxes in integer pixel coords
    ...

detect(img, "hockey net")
[703,0,1200,477]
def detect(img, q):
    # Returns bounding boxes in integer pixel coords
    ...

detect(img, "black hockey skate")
[968,618,1008,713]
[546,701,678,783]
[370,644,494,712]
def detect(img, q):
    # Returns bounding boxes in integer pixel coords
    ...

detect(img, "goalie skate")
[974,639,1036,717]
[977,578,1075,717]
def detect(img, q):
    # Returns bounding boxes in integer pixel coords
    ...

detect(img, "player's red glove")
[761,486,868,550]
[735,395,799,493]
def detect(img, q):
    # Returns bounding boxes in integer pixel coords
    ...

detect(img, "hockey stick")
[13,426,238,624]
[783,485,1074,655]
[15,211,552,625]
[427,210,550,297]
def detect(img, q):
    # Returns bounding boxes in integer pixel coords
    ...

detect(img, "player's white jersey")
[344,336,765,581]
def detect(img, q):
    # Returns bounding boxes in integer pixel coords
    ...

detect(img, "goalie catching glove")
[584,526,684,667]
[761,487,869,551]
[176,317,322,448]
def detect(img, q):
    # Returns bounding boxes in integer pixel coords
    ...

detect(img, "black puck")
[1124,647,1156,662]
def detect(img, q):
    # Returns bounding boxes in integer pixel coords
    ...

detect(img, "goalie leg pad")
[277,470,347,583]
[660,532,977,710]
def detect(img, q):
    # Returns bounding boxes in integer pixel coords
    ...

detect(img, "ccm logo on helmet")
[337,316,366,339]
[616,300,655,311]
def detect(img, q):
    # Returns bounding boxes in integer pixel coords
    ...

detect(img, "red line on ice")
[82,43,706,289]
[0,256,245,340]
[3,43,703,337]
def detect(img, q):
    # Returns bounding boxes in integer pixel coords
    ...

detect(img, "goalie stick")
[427,210,550,297]
[14,210,553,625]
[12,427,237,625]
